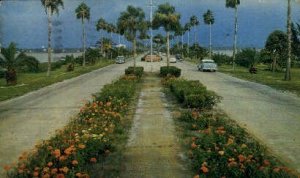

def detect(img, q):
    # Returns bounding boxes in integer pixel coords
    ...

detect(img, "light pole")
[0,0,2,54]
[148,0,155,71]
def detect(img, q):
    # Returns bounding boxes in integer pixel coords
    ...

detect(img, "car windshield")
[117,56,124,60]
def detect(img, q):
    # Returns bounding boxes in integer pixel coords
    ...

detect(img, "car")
[115,56,125,64]
[175,54,182,61]
[197,58,217,72]
[170,56,177,63]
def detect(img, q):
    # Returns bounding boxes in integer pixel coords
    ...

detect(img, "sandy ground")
[177,61,300,173]
[0,60,133,177]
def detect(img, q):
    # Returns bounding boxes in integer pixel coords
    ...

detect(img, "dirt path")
[121,73,191,178]
[176,61,300,173]
[0,61,134,177]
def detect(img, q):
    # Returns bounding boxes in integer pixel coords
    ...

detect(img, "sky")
[0,0,300,49]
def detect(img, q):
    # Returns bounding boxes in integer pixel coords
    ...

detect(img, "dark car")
[175,54,182,61]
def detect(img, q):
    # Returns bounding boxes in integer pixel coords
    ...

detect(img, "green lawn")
[219,64,300,96]
[0,60,114,101]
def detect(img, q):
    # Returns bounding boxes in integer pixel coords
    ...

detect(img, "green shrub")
[125,66,144,78]
[160,66,181,77]
[168,78,221,110]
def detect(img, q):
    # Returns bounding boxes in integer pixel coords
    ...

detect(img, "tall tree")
[152,3,181,67]
[75,2,90,67]
[117,5,147,68]
[184,23,192,56]
[106,23,116,59]
[285,0,292,80]
[190,15,199,44]
[226,0,240,70]
[203,9,215,58]
[96,18,107,55]
[41,0,64,76]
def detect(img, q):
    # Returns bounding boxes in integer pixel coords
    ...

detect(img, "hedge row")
[5,75,141,178]
[160,66,181,78]
[166,79,221,110]
[125,66,144,78]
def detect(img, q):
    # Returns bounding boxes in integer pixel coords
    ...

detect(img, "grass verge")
[218,65,300,96]
[0,60,114,101]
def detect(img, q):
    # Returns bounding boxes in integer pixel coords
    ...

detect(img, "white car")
[198,59,217,72]
[115,56,125,64]
[170,57,177,63]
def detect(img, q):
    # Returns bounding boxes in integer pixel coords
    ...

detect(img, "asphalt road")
[0,60,133,176]
[176,61,300,173]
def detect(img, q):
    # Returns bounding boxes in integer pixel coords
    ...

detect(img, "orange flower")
[33,171,39,177]
[18,169,24,174]
[200,166,209,173]
[90,157,97,163]
[191,142,197,149]
[51,168,58,175]
[56,174,66,178]
[42,173,51,178]
[3,165,11,171]
[59,167,69,174]
[227,138,234,145]
[263,160,270,166]
[106,102,112,107]
[238,154,246,163]
[53,149,61,158]
[78,144,86,149]
[273,167,280,172]
[76,173,82,177]
[59,156,67,162]
[64,146,74,155]
[47,162,53,167]
[72,160,79,166]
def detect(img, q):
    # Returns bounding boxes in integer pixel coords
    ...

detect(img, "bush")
[0,68,6,78]
[125,66,144,78]
[167,78,221,110]
[212,53,232,65]
[236,48,259,68]
[160,66,181,77]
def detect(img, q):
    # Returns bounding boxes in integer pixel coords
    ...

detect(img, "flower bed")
[163,78,297,178]
[160,66,181,78]
[5,75,141,178]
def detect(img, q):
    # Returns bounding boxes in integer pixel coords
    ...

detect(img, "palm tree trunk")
[232,3,238,71]
[47,7,52,77]
[166,31,170,67]
[100,31,103,55]
[82,18,86,67]
[187,31,190,56]
[133,37,137,68]
[209,22,212,58]
[285,0,292,80]
[194,28,197,44]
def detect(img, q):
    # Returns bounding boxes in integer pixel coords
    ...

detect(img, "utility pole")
[148,0,155,71]
[0,0,2,54]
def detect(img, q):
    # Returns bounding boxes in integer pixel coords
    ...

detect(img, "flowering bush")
[178,111,297,178]
[5,75,140,178]
[125,66,144,78]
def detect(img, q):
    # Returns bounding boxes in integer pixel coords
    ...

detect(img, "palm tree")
[41,0,64,76]
[0,43,23,85]
[117,5,147,68]
[285,0,292,80]
[96,18,107,55]
[152,3,180,67]
[226,0,240,70]
[75,2,90,67]
[184,23,192,56]
[190,15,199,44]
[106,23,116,59]
[203,9,215,58]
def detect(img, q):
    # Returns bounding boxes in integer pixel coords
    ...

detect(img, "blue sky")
[0,0,300,49]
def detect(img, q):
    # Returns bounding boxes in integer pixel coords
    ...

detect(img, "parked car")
[170,56,177,63]
[115,56,125,64]
[175,54,182,61]
[197,58,218,72]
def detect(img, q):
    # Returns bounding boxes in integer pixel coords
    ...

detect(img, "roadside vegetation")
[162,76,298,178]
[4,68,143,178]
[0,47,128,101]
